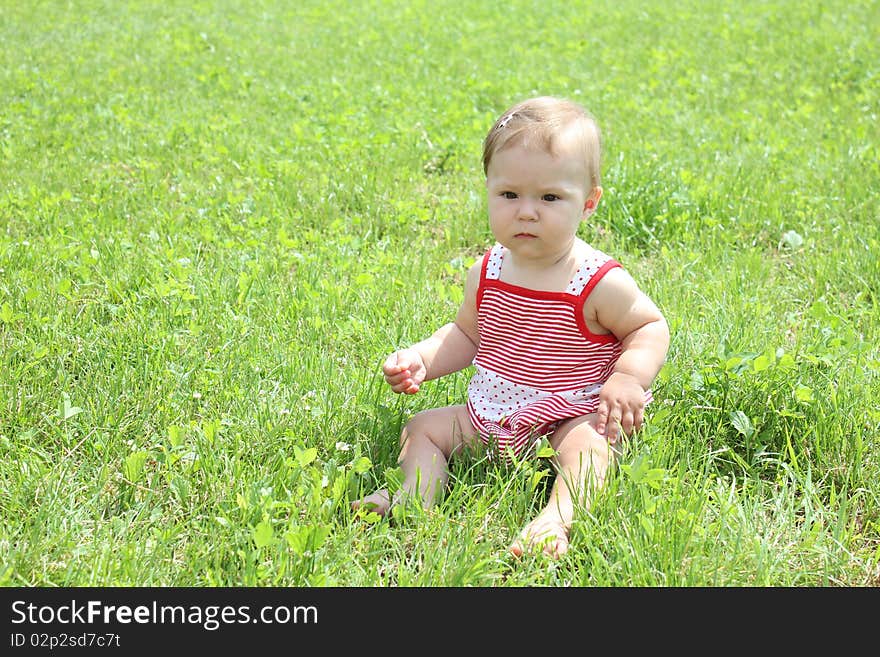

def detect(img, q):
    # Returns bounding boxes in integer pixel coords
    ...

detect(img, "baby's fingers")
[630,407,645,434]
[618,409,635,438]
[382,351,420,394]
[384,366,409,384]
[604,417,621,444]
[598,402,624,444]
[390,379,419,394]
[385,369,420,394]
[595,400,609,435]
[382,352,407,377]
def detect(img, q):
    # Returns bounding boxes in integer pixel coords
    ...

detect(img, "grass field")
[1,0,878,586]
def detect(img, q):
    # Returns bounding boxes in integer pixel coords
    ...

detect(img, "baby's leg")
[510,414,617,558]
[352,405,477,516]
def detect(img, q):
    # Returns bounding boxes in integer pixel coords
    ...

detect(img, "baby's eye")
[542,194,560,202]
[501,191,517,199]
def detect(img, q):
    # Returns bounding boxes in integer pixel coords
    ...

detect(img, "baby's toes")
[509,538,525,558]
[543,534,569,558]
[511,517,570,559]
[351,490,391,516]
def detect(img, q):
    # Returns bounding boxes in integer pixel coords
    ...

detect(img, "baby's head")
[482,96,602,192]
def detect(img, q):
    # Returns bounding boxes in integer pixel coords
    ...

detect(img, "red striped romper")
[466,243,652,460]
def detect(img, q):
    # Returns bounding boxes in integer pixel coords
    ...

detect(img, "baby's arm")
[587,267,670,442]
[383,261,481,394]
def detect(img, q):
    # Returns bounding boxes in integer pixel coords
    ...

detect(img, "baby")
[353,96,670,558]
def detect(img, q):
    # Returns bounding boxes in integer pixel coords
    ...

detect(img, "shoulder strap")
[566,247,621,296]
[482,243,504,281]
[477,243,503,312]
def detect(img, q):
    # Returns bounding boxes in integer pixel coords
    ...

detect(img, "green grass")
[1,0,878,586]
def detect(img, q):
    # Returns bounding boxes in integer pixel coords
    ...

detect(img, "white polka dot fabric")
[467,364,603,424]
[484,244,504,280]
[565,255,608,295]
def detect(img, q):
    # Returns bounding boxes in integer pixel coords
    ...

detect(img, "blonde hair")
[482,96,602,190]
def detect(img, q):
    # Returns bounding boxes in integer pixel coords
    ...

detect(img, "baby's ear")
[583,186,603,216]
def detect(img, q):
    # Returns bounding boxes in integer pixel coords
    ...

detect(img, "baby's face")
[485,139,592,261]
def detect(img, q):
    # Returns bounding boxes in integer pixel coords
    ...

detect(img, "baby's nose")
[517,201,538,221]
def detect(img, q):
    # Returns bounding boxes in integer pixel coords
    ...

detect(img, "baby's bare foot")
[510,514,570,559]
[351,489,392,516]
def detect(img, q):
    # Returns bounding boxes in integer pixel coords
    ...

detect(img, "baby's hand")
[596,372,646,444]
[382,349,427,394]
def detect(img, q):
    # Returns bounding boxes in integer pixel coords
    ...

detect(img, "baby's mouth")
[514,232,537,238]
